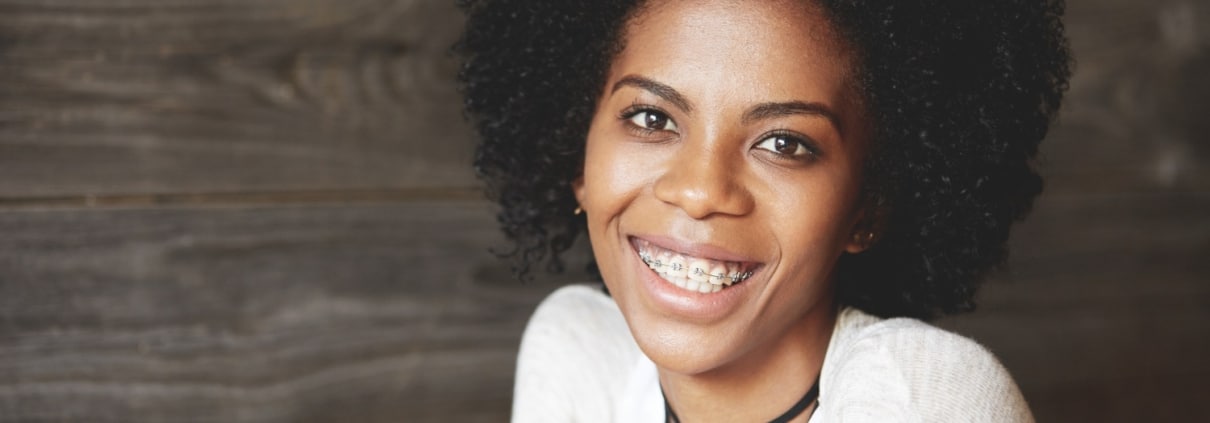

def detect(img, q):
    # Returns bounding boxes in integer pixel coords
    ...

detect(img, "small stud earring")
[853,231,875,245]
[574,207,583,216]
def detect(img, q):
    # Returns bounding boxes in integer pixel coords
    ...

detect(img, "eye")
[753,132,816,158]
[625,109,679,132]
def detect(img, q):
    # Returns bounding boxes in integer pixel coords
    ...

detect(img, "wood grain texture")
[937,193,1210,422]
[934,1,1210,421]
[1041,0,1210,195]
[0,201,587,422]
[0,0,1206,422]
[0,0,477,197]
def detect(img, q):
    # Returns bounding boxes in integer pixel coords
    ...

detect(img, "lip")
[628,234,763,322]
[633,234,761,265]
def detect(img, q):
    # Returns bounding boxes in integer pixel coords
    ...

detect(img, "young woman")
[458,0,1071,421]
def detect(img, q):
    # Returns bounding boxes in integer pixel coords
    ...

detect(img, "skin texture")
[572,1,871,420]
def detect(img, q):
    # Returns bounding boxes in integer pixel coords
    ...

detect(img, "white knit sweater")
[512,284,1034,422]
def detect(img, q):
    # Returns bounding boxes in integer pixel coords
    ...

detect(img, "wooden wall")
[0,0,1205,422]
[935,1,1210,421]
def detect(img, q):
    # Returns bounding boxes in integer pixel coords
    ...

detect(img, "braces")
[639,251,754,284]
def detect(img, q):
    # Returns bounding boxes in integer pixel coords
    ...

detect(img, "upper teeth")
[637,250,754,287]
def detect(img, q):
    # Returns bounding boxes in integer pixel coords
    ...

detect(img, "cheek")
[761,167,865,278]
[771,152,864,223]
[580,134,656,219]
[580,128,663,287]
[771,186,855,241]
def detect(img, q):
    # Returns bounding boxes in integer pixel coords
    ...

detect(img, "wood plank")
[0,201,591,422]
[3,0,1200,199]
[0,0,1205,422]
[937,190,1210,422]
[0,0,477,197]
[1041,0,1210,196]
[1,191,1204,422]
[953,4,1210,418]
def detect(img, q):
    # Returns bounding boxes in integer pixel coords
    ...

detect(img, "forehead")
[610,0,857,109]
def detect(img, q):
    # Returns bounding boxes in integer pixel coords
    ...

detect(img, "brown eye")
[755,134,810,157]
[627,110,679,132]
[773,137,798,155]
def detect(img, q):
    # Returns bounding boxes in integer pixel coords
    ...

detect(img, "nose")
[653,140,755,219]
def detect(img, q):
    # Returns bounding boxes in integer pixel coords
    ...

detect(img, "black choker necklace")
[662,375,821,423]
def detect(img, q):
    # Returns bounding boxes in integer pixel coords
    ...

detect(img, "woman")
[458,0,1071,421]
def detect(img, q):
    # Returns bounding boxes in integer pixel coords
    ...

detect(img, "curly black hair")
[456,0,1071,320]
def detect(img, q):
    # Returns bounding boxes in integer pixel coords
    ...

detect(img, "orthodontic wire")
[638,251,753,283]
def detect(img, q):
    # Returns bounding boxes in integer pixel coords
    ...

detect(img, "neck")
[659,301,838,423]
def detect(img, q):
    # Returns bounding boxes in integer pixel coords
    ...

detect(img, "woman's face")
[574,0,871,375]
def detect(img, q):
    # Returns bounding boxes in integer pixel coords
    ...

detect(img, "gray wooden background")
[0,0,1205,422]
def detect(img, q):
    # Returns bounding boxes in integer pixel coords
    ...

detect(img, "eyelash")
[753,130,821,162]
[617,105,820,162]
[619,105,675,137]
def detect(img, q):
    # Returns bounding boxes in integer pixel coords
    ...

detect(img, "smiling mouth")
[631,237,759,294]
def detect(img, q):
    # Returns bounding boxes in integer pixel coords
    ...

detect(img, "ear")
[844,204,886,254]
[843,217,871,254]
[572,173,586,209]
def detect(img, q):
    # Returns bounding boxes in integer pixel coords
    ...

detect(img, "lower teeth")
[659,272,722,293]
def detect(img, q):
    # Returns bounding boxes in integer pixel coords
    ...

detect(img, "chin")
[625,310,752,376]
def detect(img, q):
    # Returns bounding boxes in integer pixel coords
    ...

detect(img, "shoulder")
[512,284,638,423]
[521,284,634,359]
[818,308,1034,423]
[528,283,622,326]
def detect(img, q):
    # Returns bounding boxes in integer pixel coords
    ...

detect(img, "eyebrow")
[743,101,843,135]
[611,75,694,113]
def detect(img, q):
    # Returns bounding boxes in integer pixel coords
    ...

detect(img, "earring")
[853,231,875,245]
[574,207,583,216]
